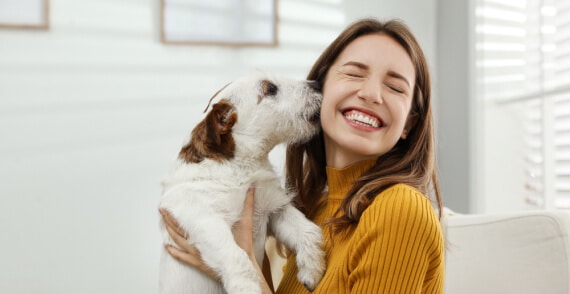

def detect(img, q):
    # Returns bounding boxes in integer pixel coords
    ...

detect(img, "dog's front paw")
[296,246,326,291]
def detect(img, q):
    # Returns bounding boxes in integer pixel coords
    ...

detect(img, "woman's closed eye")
[387,84,405,94]
[385,82,408,95]
[340,61,368,78]
[344,71,365,78]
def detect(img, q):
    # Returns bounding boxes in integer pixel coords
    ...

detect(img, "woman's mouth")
[343,110,382,128]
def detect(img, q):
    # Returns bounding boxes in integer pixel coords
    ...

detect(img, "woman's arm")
[160,186,274,294]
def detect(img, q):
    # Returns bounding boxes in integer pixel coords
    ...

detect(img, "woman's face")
[320,33,416,168]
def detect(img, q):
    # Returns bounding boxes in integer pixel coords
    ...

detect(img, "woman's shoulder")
[372,183,432,205]
[360,183,441,232]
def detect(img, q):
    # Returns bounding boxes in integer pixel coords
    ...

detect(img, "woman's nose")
[357,79,383,104]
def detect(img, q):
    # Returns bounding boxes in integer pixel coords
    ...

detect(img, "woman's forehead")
[335,34,415,82]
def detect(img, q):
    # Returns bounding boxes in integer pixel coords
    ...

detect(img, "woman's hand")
[236,186,275,293]
[160,207,220,280]
[159,186,258,280]
[161,186,272,293]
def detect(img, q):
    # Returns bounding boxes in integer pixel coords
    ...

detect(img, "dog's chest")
[162,159,289,218]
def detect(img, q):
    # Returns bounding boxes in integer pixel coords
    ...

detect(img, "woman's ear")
[401,113,418,140]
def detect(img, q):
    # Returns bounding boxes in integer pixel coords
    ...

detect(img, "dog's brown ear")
[179,100,237,163]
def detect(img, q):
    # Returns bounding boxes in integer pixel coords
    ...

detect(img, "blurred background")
[0,0,568,293]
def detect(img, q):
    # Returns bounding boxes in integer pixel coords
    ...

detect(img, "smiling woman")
[161,18,445,294]
[276,19,443,294]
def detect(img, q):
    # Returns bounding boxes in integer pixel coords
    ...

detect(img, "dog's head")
[179,72,322,163]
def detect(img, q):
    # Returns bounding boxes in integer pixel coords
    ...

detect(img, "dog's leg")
[166,205,262,294]
[270,203,326,291]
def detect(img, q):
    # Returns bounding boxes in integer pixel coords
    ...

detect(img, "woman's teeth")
[344,110,381,128]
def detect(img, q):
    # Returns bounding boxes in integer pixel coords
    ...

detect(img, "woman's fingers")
[160,209,186,238]
[160,209,196,254]
[159,186,257,282]
[165,245,220,280]
[165,245,219,279]
[160,209,220,280]
[164,218,192,250]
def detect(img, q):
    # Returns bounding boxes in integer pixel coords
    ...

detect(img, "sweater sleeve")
[347,184,445,294]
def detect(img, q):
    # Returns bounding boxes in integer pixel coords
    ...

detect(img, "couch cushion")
[444,210,570,294]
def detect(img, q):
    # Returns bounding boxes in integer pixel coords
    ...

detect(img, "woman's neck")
[324,145,378,169]
[325,157,378,200]
[323,133,380,168]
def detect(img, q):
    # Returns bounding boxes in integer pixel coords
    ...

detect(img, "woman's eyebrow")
[342,61,368,70]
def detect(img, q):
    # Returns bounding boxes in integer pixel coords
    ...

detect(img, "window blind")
[552,2,570,208]
[475,0,570,209]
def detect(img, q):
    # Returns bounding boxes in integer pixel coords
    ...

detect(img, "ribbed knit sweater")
[276,159,445,294]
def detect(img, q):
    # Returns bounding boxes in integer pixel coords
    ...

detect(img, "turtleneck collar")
[325,158,377,201]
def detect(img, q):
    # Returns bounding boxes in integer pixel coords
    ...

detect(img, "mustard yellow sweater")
[276,159,445,294]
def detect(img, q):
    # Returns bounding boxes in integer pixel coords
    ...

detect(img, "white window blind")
[476,0,570,209]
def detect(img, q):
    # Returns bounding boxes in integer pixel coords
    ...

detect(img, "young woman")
[162,18,445,294]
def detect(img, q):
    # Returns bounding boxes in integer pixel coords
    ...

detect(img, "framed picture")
[160,0,278,46]
[0,0,49,29]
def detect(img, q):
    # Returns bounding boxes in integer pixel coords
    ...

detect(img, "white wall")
[0,0,437,293]
[435,0,473,213]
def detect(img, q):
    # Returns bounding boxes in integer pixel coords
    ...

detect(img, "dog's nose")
[307,80,322,92]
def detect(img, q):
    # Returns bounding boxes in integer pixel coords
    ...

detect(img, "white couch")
[443,209,570,294]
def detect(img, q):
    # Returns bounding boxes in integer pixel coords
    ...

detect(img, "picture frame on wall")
[160,0,278,46]
[0,0,49,29]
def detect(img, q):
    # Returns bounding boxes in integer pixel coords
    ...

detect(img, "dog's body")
[159,72,326,294]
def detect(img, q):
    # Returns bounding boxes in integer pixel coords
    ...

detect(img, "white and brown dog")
[159,72,326,294]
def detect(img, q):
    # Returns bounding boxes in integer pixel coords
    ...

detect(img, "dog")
[158,71,326,294]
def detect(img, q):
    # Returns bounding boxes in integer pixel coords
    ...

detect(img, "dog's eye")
[261,80,279,97]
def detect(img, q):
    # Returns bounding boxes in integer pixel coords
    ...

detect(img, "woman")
[162,18,445,293]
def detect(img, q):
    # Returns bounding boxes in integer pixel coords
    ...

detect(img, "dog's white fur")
[159,72,326,294]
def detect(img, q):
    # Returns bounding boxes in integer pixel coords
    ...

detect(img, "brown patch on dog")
[179,99,237,163]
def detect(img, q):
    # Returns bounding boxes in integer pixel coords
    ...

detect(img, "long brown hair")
[285,18,442,233]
